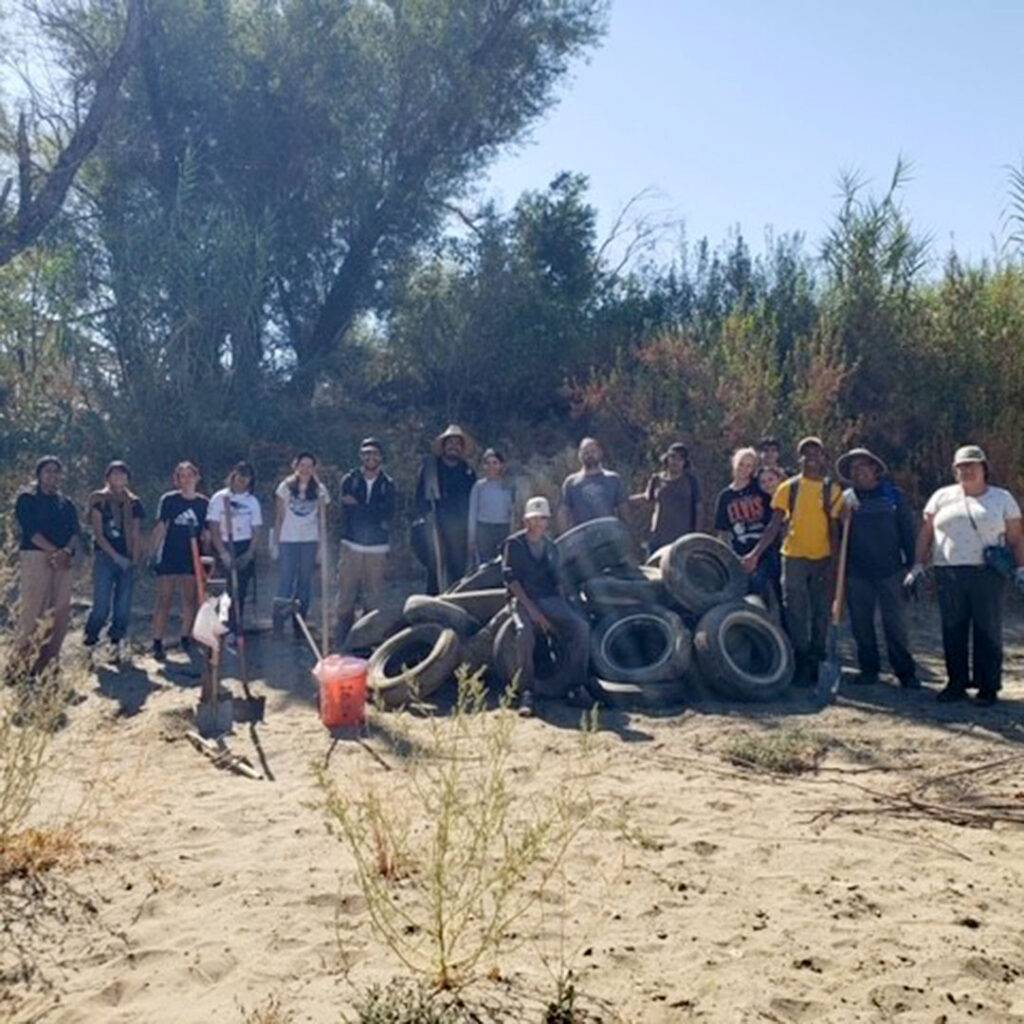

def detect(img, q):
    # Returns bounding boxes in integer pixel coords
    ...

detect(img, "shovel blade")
[196,697,234,737]
[817,625,841,702]
[232,695,266,724]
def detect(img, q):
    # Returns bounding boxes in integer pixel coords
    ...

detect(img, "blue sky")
[481,0,1024,267]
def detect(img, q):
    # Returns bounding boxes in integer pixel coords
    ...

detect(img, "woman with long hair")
[150,461,208,661]
[273,452,328,634]
[468,447,516,565]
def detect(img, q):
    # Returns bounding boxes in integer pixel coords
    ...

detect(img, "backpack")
[786,475,837,522]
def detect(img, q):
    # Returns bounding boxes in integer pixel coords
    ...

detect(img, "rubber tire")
[438,589,509,624]
[590,609,691,684]
[555,517,632,587]
[447,558,504,594]
[586,675,687,711]
[403,594,480,637]
[492,616,579,698]
[659,533,747,615]
[344,607,406,653]
[582,575,665,612]
[367,625,462,708]
[692,601,794,701]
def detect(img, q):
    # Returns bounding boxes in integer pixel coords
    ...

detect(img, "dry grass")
[720,728,829,775]
[238,992,296,1024]
[0,824,82,882]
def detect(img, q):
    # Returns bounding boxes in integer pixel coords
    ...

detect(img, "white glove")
[903,564,925,588]
[842,487,860,511]
[113,553,132,571]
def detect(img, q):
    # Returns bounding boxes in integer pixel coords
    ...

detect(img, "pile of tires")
[344,521,794,711]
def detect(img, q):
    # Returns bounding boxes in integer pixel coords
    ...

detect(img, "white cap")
[523,496,551,519]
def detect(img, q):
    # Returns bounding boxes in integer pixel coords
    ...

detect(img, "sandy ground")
[3,587,1024,1024]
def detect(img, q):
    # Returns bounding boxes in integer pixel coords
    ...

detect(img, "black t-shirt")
[714,482,772,556]
[90,490,146,557]
[156,491,209,569]
[15,489,80,551]
[502,530,560,601]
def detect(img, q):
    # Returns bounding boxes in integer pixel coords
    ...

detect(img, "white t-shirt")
[924,484,1022,567]
[207,489,263,543]
[275,480,328,543]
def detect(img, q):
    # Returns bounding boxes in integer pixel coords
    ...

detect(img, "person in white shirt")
[273,452,329,634]
[208,461,263,640]
[909,445,1024,706]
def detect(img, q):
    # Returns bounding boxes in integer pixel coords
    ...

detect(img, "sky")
[481,0,1024,268]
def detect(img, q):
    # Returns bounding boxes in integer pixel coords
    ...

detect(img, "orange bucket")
[314,655,368,728]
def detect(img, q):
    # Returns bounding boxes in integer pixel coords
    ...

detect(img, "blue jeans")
[85,551,136,643]
[275,541,318,623]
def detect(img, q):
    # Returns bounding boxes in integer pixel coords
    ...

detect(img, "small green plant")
[354,980,470,1024]
[319,668,593,989]
[544,969,580,1024]
[720,728,828,775]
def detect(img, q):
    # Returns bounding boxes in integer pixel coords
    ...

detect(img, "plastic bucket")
[314,655,368,728]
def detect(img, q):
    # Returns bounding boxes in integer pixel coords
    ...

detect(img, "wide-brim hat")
[836,447,888,482]
[432,424,477,457]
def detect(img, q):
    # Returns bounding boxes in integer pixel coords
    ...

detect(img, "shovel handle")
[832,509,853,624]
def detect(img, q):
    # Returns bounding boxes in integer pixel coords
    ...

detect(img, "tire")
[492,615,579,698]
[659,533,747,615]
[555,517,632,587]
[590,609,691,684]
[438,589,509,624]
[403,594,480,637]
[581,575,665,613]
[367,625,462,708]
[344,607,406,653]
[447,558,504,594]
[645,545,671,568]
[692,601,794,701]
[586,675,688,711]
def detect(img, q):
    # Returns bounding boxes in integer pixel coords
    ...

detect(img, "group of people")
[9,429,1024,711]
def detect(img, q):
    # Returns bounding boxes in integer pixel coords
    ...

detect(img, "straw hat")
[431,424,477,457]
[836,447,888,482]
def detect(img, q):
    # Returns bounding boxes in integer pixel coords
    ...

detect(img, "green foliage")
[353,980,471,1024]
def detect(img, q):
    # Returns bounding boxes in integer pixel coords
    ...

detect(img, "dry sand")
[4,595,1024,1024]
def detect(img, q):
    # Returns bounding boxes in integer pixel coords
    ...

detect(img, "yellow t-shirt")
[771,476,843,559]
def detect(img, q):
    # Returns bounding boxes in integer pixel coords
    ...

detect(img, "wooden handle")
[833,510,853,624]
[319,497,330,653]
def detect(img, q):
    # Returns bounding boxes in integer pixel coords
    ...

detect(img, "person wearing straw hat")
[414,424,477,593]
[502,496,591,717]
[910,445,1024,706]
[836,447,918,689]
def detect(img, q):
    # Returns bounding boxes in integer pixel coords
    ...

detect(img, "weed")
[720,728,829,775]
[320,667,593,989]
[354,979,470,1024]
[544,969,580,1024]
[239,992,295,1024]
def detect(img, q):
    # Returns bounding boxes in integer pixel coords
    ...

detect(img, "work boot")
[898,674,921,690]
[936,684,967,703]
[152,639,166,662]
[972,690,998,708]
[518,689,535,718]
[852,671,880,686]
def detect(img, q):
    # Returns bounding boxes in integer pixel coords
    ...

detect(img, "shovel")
[818,508,852,702]
[222,494,265,724]
[192,534,233,737]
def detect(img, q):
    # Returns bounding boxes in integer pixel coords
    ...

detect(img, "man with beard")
[414,425,477,593]
[559,437,628,532]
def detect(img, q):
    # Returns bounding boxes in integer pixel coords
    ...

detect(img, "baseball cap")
[953,444,987,466]
[797,436,825,455]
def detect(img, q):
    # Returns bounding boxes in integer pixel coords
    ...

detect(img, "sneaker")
[852,671,880,686]
[83,634,99,648]
[899,675,922,690]
[972,691,998,708]
[518,689,535,718]
[152,639,166,662]
[936,684,967,703]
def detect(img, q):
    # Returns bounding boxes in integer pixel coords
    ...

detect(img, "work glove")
[903,563,926,598]
[113,553,132,571]
[842,487,860,511]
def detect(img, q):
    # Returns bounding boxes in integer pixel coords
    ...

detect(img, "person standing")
[273,452,328,634]
[756,437,789,496]
[836,448,918,689]
[714,447,776,604]
[208,461,263,645]
[633,442,702,554]
[502,496,591,717]
[742,437,842,686]
[414,425,477,594]
[336,438,396,644]
[559,437,629,532]
[84,460,145,660]
[909,445,1024,706]
[150,462,209,661]
[12,456,80,678]
[468,448,517,565]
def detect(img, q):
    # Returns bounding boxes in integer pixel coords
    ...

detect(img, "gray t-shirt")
[924,484,1022,567]
[561,468,627,526]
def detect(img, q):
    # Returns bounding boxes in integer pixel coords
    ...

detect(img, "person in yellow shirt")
[742,437,842,686]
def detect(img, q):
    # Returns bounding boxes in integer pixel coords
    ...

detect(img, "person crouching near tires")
[84,460,145,661]
[909,445,1024,707]
[208,462,263,648]
[742,437,843,687]
[502,497,591,717]
[836,448,918,690]
[149,461,209,661]
[10,456,81,681]
[336,438,396,646]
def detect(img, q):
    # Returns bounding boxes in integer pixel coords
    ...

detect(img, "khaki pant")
[17,550,73,673]
[337,545,387,618]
